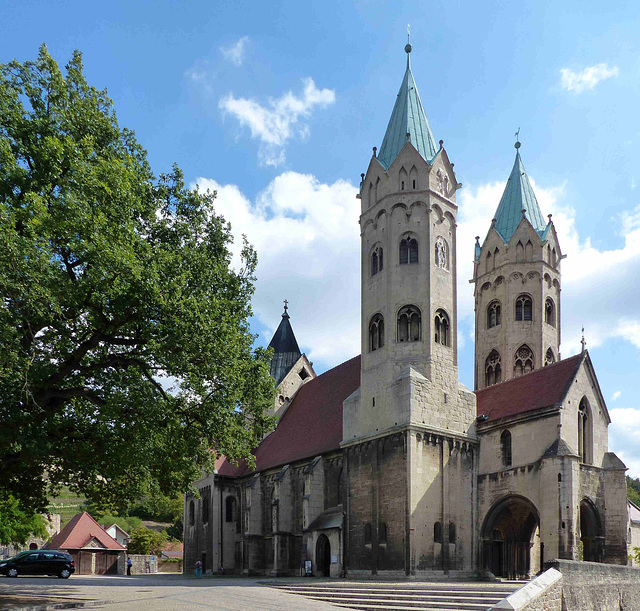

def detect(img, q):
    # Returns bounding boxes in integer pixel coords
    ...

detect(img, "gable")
[476,353,583,422]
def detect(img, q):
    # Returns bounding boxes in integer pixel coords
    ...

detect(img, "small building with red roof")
[46,512,126,574]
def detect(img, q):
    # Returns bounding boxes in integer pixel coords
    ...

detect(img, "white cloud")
[610,407,640,478]
[218,78,336,166]
[560,63,619,94]
[195,172,360,365]
[612,391,622,401]
[220,36,249,67]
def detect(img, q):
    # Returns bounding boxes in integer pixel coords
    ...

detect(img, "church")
[184,41,631,579]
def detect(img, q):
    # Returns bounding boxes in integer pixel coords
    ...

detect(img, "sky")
[3,0,640,477]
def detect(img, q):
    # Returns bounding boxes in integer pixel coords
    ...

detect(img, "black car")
[0,550,75,578]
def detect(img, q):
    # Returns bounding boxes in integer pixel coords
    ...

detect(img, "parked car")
[0,550,75,578]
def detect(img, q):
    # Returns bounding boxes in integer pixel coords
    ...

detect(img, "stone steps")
[270,582,523,611]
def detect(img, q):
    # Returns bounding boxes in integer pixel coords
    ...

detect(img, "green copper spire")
[493,143,548,243]
[377,42,438,169]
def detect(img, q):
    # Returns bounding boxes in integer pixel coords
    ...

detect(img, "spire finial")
[405,24,412,68]
[283,299,289,316]
[581,327,586,353]
[514,127,521,149]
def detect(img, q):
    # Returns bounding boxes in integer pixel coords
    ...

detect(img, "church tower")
[473,142,563,391]
[343,40,475,441]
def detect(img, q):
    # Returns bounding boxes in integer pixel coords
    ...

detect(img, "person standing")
[126,557,132,576]
[195,559,202,578]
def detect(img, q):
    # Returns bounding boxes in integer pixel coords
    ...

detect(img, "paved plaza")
[0,574,342,611]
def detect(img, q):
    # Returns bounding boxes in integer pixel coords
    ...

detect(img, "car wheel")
[7,568,18,578]
[58,569,71,579]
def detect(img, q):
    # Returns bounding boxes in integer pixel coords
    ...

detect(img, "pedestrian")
[127,557,132,576]
[195,559,202,579]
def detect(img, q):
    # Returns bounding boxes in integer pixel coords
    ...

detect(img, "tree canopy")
[0,45,275,516]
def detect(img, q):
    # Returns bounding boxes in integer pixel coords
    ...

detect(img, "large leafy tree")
[0,46,275,517]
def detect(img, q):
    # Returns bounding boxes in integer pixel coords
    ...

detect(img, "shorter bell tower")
[473,142,563,390]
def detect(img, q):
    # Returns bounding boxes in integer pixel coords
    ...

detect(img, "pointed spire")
[268,301,302,385]
[492,142,547,243]
[377,39,438,169]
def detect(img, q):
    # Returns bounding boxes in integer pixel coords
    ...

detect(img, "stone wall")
[546,559,640,611]
[492,568,562,611]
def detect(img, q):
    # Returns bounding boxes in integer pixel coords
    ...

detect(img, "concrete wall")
[546,559,640,611]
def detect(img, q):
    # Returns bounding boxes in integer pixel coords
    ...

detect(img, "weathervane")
[407,24,410,44]
[514,127,521,149]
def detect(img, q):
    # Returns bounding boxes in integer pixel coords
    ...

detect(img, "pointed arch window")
[501,430,512,467]
[434,309,450,346]
[435,237,449,270]
[485,350,502,387]
[369,314,385,352]
[486,251,492,273]
[225,496,237,523]
[514,344,534,376]
[578,398,592,464]
[544,348,556,366]
[399,236,418,265]
[397,305,421,342]
[188,500,195,526]
[525,240,533,260]
[434,521,442,543]
[371,246,384,276]
[515,294,532,321]
[487,301,501,329]
[545,298,555,326]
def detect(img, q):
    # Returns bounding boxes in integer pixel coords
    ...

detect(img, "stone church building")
[184,43,631,579]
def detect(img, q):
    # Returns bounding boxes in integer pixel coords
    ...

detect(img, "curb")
[8,600,113,611]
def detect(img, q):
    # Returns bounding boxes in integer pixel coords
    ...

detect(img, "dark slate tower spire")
[268,301,302,385]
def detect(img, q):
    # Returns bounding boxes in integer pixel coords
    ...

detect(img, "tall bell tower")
[343,41,475,442]
[473,142,563,391]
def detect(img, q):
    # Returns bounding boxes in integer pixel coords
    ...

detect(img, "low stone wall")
[545,559,640,611]
[491,568,562,611]
[127,554,158,574]
[158,559,183,573]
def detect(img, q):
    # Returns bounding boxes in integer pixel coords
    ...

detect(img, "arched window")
[487,301,501,329]
[449,523,456,544]
[516,241,524,262]
[514,345,534,376]
[369,314,384,352]
[545,348,556,366]
[485,350,502,387]
[379,522,387,545]
[434,309,450,346]
[371,246,384,276]
[434,521,442,543]
[225,496,237,523]
[435,237,449,270]
[485,251,492,273]
[501,430,512,467]
[189,500,195,526]
[364,523,372,545]
[202,494,210,524]
[515,294,532,321]
[551,248,557,267]
[525,240,533,260]
[399,236,418,265]
[578,398,592,464]
[545,298,555,326]
[397,305,421,342]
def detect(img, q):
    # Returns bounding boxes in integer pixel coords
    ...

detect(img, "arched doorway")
[580,499,603,562]
[29,543,38,550]
[315,534,331,577]
[481,495,540,579]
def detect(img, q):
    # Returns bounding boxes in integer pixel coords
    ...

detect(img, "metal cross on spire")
[581,327,586,353]
[283,299,289,314]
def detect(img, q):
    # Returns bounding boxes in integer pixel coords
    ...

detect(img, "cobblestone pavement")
[0,574,343,610]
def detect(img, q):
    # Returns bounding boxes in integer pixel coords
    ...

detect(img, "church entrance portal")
[316,534,331,577]
[481,496,540,579]
[580,499,603,562]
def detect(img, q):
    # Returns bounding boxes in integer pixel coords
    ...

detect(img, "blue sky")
[4,0,640,476]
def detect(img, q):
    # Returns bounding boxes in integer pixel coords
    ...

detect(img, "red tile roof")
[46,512,125,551]
[217,355,361,477]
[475,353,584,422]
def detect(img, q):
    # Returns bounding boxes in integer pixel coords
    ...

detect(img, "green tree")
[127,526,168,555]
[0,493,48,545]
[0,46,275,516]
[627,476,640,507]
